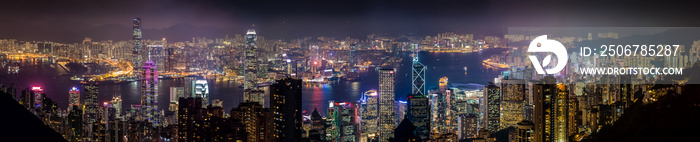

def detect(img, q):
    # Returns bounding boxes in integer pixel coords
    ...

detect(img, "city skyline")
[3,0,700,142]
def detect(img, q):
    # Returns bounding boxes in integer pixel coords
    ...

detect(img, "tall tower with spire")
[132,18,143,68]
[411,44,426,96]
[243,29,265,105]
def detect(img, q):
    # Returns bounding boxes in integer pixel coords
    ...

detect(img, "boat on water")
[8,65,19,74]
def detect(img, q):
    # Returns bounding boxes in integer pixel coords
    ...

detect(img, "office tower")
[406,93,430,139]
[361,90,379,142]
[378,68,396,142]
[483,82,500,132]
[501,79,525,129]
[194,80,210,106]
[329,102,359,142]
[169,87,184,112]
[84,81,99,124]
[412,46,426,96]
[184,76,196,97]
[395,100,407,125]
[244,29,265,105]
[554,84,569,141]
[110,95,122,120]
[69,87,80,110]
[31,87,43,109]
[165,48,177,72]
[132,18,143,68]
[533,76,569,142]
[147,45,164,72]
[429,90,455,136]
[178,97,204,142]
[270,78,303,142]
[458,114,478,140]
[141,61,159,126]
[512,120,534,142]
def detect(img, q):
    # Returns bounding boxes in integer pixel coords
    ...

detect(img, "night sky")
[1,0,699,43]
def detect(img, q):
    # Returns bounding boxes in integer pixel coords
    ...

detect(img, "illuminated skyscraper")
[132,18,143,68]
[69,87,80,110]
[378,68,395,142]
[483,82,500,132]
[147,45,164,72]
[141,61,159,126]
[110,95,122,119]
[501,79,525,129]
[84,81,99,124]
[361,90,379,142]
[194,80,209,106]
[244,29,265,105]
[533,76,569,142]
[406,93,430,139]
[411,44,426,96]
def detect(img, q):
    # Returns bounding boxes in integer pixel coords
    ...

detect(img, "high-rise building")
[395,100,407,125]
[69,87,80,110]
[141,61,159,126]
[361,90,379,142]
[411,45,426,96]
[270,78,303,142]
[244,29,265,105]
[329,102,359,142]
[110,95,122,120]
[178,97,204,142]
[169,87,184,112]
[533,76,569,142]
[501,79,525,129]
[132,18,143,68]
[230,102,273,142]
[309,108,325,141]
[84,81,99,124]
[194,80,209,106]
[378,68,395,142]
[512,120,534,142]
[406,93,430,139]
[147,45,164,72]
[458,114,478,140]
[483,82,500,132]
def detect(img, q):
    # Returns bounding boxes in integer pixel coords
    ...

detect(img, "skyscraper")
[378,68,395,142]
[147,45,164,72]
[69,87,80,111]
[132,18,143,68]
[501,79,525,129]
[533,76,558,142]
[412,44,426,96]
[483,82,500,132]
[270,78,303,142]
[84,81,99,124]
[178,97,204,142]
[141,61,159,126]
[194,80,209,106]
[406,93,430,139]
[361,90,379,142]
[243,29,265,105]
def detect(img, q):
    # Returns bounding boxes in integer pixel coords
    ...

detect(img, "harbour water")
[0,49,506,116]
